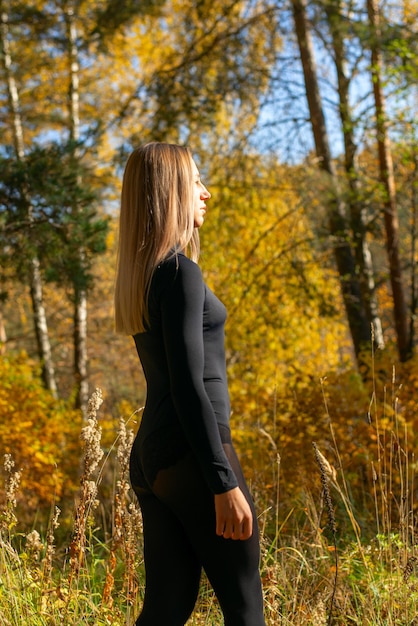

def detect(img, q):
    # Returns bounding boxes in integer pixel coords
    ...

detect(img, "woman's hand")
[214,487,253,540]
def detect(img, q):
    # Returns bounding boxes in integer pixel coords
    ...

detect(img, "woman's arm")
[160,256,254,539]
[160,255,238,494]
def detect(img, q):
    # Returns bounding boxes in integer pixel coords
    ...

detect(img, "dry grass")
[1,375,418,625]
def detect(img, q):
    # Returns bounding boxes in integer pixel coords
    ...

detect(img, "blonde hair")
[114,142,200,335]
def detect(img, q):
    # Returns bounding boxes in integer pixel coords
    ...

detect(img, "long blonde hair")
[114,142,200,334]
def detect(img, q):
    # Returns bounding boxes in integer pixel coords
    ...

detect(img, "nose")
[202,185,211,199]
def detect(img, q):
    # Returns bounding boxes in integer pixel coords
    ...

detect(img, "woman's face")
[191,159,211,228]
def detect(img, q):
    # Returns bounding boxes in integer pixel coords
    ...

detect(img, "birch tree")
[0,3,57,396]
[64,1,88,415]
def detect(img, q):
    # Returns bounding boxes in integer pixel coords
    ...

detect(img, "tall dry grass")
[1,370,418,625]
[0,388,143,625]
[257,363,418,625]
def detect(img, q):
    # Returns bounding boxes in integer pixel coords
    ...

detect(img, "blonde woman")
[115,142,265,626]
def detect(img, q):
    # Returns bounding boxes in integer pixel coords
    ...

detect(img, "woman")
[115,142,265,626]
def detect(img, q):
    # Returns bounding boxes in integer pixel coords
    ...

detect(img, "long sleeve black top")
[133,252,238,494]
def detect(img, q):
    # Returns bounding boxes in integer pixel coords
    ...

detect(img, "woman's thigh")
[150,446,266,626]
[132,480,201,624]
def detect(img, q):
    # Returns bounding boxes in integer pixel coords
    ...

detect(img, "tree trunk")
[291,0,371,361]
[324,0,384,350]
[0,311,6,355]
[74,287,89,416]
[0,5,57,396]
[29,258,58,394]
[367,0,410,361]
[408,152,418,355]
[65,2,89,416]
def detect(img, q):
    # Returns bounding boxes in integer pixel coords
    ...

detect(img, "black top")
[133,252,238,494]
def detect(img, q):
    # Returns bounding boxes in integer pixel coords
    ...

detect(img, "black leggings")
[130,442,266,626]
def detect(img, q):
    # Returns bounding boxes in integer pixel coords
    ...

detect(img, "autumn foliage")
[1,0,418,609]
[0,354,82,516]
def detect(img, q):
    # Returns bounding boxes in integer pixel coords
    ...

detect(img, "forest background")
[0,0,418,624]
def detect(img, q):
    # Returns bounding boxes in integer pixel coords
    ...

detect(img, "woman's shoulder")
[158,251,201,275]
[154,252,203,289]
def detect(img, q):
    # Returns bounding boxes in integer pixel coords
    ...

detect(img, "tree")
[111,0,280,146]
[367,0,410,361]
[322,0,384,350]
[0,1,112,408]
[0,3,57,396]
[291,0,371,362]
[200,149,350,426]
[64,1,89,415]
